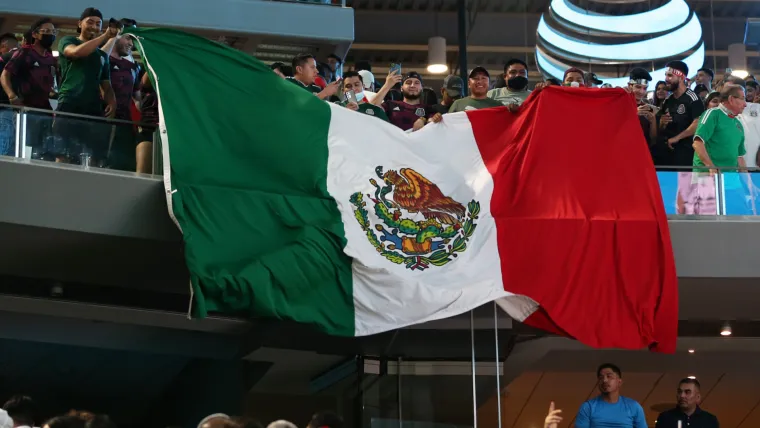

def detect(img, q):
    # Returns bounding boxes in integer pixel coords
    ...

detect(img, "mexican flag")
[129,28,678,353]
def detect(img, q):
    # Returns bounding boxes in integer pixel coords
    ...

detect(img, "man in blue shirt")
[575,363,648,428]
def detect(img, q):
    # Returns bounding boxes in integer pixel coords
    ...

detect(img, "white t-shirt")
[740,103,760,167]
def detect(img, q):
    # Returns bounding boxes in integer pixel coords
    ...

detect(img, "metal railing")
[0,104,160,175]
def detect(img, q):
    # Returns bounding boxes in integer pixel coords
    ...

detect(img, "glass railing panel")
[0,104,19,157]
[9,107,160,175]
[269,0,345,5]
[656,167,760,216]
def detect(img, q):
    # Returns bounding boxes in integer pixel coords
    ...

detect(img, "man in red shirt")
[1,18,57,157]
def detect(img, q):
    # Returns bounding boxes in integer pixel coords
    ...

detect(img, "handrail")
[0,103,155,129]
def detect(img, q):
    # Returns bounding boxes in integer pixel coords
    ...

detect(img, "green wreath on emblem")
[348,166,480,271]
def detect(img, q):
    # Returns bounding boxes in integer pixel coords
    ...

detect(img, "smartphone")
[390,63,402,75]
[345,89,358,105]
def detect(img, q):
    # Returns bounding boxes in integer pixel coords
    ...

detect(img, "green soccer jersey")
[339,101,389,122]
[448,97,504,113]
[693,105,746,168]
[286,77,322,95]
[486,87,531,106]
[57,36,110,111]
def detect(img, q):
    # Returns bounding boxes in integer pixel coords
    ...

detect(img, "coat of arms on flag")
[349,166,480,271]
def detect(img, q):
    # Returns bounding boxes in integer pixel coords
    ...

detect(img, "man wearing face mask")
[487,59,531,108]
[1,19,57,156]
[339,71,388,122]
[563,68,586,87]
[448,67,502,113]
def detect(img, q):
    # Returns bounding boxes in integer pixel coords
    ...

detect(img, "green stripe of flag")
[129,27,356,335]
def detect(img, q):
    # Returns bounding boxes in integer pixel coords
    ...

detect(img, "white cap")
[0,409,13,428]
[357,70,375,90]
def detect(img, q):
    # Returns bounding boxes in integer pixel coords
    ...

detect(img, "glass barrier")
[0,104,160,175]
[655,167,760,216]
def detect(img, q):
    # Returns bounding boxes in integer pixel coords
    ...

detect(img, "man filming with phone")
[371,68,432,131]
[339,71,388,122]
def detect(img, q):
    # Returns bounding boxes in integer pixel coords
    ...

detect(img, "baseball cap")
[586,72,603,85]
[357,70,375,90]
[469,66,490,79]
[79,7,103,21]
[443,75,464,98]
[403,71,423,84]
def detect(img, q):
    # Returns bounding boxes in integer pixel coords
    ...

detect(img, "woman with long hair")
[652,80,670,108]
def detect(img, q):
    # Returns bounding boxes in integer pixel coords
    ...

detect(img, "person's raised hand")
[544,402,562,428]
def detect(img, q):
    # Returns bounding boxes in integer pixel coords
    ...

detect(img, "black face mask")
[39,34,56,49]
[507,76,528,91]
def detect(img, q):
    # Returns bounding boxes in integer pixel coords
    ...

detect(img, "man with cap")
[695,67,714,92]
[487,58,531,107]
[371,70,433,131]
[55,7,120,165]
[563,67,585,87]
[585,72,603,88]
[432,74,464,114]
[657,60,705,166]
[448,67,502,113]
[628,67,658,147]
[357,69,377,102]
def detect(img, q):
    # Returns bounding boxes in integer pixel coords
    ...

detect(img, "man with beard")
[657,60,705,166]
[447,67,502,113]
[1,18,58,157]
[371,71,433,131]
[574,364,647,428]
[654,378,719,428]
[628,68,657,147]
[432,75,463,114]
[56,7,119,165]
[487,59,531,108]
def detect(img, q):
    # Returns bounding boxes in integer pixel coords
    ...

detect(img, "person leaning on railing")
[0,18,58,159]
[135,72,158,174]
[55,7,119,165]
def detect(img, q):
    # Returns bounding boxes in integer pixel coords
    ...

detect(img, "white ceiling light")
[535,43,705,87]
[427,36,448,74]
[728,43,749,79]
[720,322,732,336]
[688,375,697,379]
[537,13,702,62]
[549,0,690,34]
[688,349,695,354]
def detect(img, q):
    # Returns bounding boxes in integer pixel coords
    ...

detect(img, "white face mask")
[569,81,581,88]
[354,90,365,102]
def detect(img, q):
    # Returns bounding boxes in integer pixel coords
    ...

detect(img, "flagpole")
[494,303,502,428]
[470,309,478,428]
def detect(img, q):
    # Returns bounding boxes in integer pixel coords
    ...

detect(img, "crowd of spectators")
[1,364,721,428]
[1,6,760,213]
[0,395,344,428]
[0,8,155,172]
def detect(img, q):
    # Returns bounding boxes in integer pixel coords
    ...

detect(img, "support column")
[457,0,468,95]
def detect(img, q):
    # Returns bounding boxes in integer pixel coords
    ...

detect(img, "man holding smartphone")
[371,70,432,131]
[340,71,388,122]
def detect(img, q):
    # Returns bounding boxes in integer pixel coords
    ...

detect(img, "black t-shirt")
[432,103,452,114]
[658,89,704,142]
[655,407,718,428]
[657,89,704,165]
